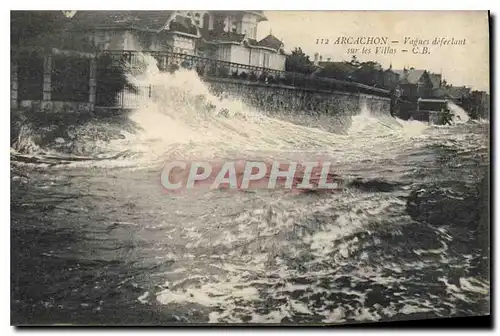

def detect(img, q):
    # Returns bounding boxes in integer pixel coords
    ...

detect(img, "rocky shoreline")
[11,108,141,156]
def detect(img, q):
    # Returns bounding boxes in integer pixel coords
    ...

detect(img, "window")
[195,13,200,18]
[203,14,210,30]
[416,81,424,93]
[251,27,257,38]
[263,53,270,68]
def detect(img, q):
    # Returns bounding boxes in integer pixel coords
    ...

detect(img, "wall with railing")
[11,49,390,114]
[119,50,389,92]
[207,77,390,119]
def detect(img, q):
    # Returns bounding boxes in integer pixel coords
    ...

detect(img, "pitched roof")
[429,73,442,89]
[68,11,202,35]
[55,11,281,51]
[406,70,426,84]
[242,11,267,22]
[200,31,283,52]
[255,34,283,50]
[69,11,175,31]
[168,14,198,35]
[199,28,246,43]
[394,69,426,84]
[246,10,267,21]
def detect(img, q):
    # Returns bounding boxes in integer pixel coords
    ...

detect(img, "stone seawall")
[12,76,391,122]
[206,77,391,118]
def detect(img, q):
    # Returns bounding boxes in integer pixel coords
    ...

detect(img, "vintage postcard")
[10,10,490,326]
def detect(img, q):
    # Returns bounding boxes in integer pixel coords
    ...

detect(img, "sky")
[257,11,490,92]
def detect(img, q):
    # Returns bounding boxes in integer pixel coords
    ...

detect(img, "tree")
[285,47,315,75]
[352,61,384,86]
[11,11,98,52]
[319,61,355,81]
[462,90,490,120]
[11,11,68,47]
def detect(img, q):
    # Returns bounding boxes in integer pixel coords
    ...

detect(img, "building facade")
[393,68,434,100]
[64,10,286,71]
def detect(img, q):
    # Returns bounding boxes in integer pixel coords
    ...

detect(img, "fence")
[119,85,152,109]
[52,54,90,102]
[16,51,44,101]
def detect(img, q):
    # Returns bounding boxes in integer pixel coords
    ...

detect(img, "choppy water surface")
[11,57,490,325]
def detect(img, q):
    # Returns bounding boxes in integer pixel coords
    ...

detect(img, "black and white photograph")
[10,9,491,326]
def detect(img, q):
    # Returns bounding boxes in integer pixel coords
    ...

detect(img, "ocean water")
[11,55,490,325]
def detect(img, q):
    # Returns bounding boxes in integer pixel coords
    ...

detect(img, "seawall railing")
[97,50,390,108]
[107,50,389,92]
[12,48,390,111]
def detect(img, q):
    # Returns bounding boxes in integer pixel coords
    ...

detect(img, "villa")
[61,10,286,71]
